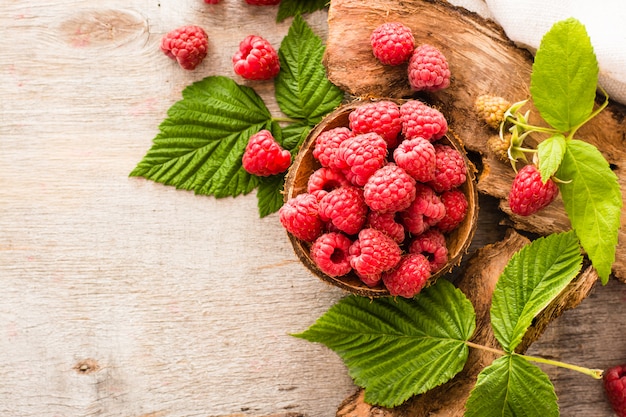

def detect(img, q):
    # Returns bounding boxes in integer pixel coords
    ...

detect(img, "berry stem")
[464,340,507,357]
[515,352,604,379]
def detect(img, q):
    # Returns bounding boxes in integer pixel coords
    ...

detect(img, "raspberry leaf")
[465,355,558,417]
[490,231,582,353]
[292,280,476,408]
[275,14,344,125]
[556,140,622,284]
[130,76,271,198]
[276,1,328,23]
[281,122,311,155]
[530,18,599,132]
[537,134,566,183]
[257,174,286,218]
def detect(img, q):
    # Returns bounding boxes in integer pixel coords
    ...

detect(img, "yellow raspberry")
[474,94,511,129]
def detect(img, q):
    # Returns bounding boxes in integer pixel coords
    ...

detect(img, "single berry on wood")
[407,44,451,92]
[370,22,415,66]
[604,364,626,417]
[160,25,209,70]
[508,164,559,216]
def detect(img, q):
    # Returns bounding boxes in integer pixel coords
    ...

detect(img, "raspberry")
[307,167,350,200]
[349,228,402,284]
[382,253,431,298]
[370,22,415,66]
[409,229,448,272]
[487,134,511,163]
[508,164,559,216]
[245,0,281,4]
[318,186,369,235]
[337,133,388,186]
[400,100,448,142]
[348,101,402,148]
[400,183,446,235]
[363,164,416,213]
[160,25,209,70]
[241,130,291,176]
[437,189,468,233]
[474,94,511,129]
[604,364,626,417]
[393,137,437,183]
[204,0,221,3]
[312,127,354,170]
[232,35,280,80]
[428,144,467,193]
[407,44,451,92]
[310,232,353,277]
[279,193,324,242]
[367,211,405,243]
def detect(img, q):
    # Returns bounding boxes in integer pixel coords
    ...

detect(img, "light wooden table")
[1,1,624,416]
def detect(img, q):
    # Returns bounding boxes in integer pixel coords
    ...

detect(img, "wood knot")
[74,358,100,374]
[59,9,148,48]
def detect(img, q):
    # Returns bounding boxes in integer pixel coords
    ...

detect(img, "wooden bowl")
[284,100,479,297]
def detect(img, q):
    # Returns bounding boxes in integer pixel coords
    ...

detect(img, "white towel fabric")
[448,0,626,105]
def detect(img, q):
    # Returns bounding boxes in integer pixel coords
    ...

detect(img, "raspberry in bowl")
[281,99,478,297]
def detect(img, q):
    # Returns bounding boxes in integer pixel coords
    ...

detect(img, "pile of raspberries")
[279,99,469,298]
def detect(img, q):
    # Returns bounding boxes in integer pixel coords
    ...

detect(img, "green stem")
[515,353,604,379]
[507,118,560,135]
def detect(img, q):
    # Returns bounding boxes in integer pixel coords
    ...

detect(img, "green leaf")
[281,122,311,155]
[293,280,476,408]
[530,18,599,132]
[275,14,344,125]
[130,76,272,198]
[276,0,329,22]
[465,355,559,417]
[537,134,566,182]
[556,140,622,284]
[491,231,582,352]
[257,174,286,217]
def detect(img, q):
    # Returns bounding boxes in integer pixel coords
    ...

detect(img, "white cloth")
[448,0,626,104]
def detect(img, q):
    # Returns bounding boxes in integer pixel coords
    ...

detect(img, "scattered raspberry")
[349,101,402,148]
[241,130,291,176]
[604,364,626,417]
[307,167,350,200]
[400,183,446,235]
[337,132,388,186]
[349,228,402,284]
[474,94,511,129]
[245,0,281,4]
[409,229,448,272]
[318,186,369,235]
[370,22,415,66]
[160,25,209,70]
[382,253,431,298]
[310,232,353,277]
[407,44,451,92]
[367,211,405,243]
[312,127,354,170]
[400,100,448,142]
[363,164,416,213]
[393,137,437,183]
[437,189,468,233]
[428,144,467,193]
[508,164,559,216]
[232,35,280,80]
[279,193,324,242]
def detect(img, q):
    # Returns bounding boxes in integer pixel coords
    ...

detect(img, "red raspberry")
[204,0,221,3]
[428,144,467,193]
[407,44,451,92]
[437,189,468,232]
[337,132,388,186]
[400,100,448,142]
[370,22,415,66]
[409,229,448,272]
[393,137,436,183]
[160,25,209,70]
[382,253,431,298]
[367,211,405,243]
[508,164,559,216]
[349,228,402,285]
[318,186,369,235]
[400,183,446,235]
[604,364,626,417]
[241,130,291,176]
[245,0,281,4]
[349,101,402,148]
[347,240,381,287]
[307,167,350,200]
[310,232,353,277]
[279,193,324,242]
[363,164,416,213]
[232,35,280,80]
[312,127,354,170]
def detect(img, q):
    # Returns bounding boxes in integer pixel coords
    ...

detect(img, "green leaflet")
[530,18,599,132]
[276,0,329,22]
[293,280,476,407]
[490,231,582,353]
[537,134,566,183]
[465,355,559,417]
[556,140,622,284]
